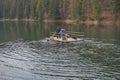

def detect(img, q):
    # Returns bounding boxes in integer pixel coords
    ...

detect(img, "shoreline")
[0,18,119,25]
[42,19,98,25]
[0,19,38,22]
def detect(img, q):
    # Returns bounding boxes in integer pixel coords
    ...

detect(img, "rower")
[56,27,61,38]
[60,28,65,40]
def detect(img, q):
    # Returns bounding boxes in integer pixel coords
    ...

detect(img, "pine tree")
[36,0,43,20]
[91,0,98,20]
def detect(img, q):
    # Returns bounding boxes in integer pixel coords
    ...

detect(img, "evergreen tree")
[0,0,4,18]
[91,0,98,20]
[0,0,119,21]
[36,0,43,20]
[9,0,16,18]
[114,0,120,14]
[113,0,120,22]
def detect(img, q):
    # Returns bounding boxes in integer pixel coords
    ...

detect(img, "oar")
[50,32,56,39]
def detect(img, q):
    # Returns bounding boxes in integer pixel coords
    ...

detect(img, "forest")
[0,0,120,22]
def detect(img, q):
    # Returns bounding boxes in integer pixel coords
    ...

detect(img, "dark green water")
[0,22,120,80]
[0,22,120,45]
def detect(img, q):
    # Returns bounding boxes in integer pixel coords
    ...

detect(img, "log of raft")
[49,31,84,42]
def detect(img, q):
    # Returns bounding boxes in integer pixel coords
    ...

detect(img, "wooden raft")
[49,31,84,42]
[50,37,83,42]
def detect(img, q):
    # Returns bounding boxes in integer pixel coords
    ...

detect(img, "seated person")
[60,28,65,40]
[56,27,61,38]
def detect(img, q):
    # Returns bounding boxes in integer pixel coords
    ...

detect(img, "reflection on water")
[0,22,52,42]
[0,22,120,45]
[0,22,120,80]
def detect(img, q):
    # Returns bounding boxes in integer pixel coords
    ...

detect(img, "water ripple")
[0,40,120,80]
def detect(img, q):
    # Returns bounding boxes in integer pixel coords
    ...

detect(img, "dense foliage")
[0,0,119,20]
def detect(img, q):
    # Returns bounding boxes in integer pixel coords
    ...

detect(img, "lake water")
[0,22,120,80]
